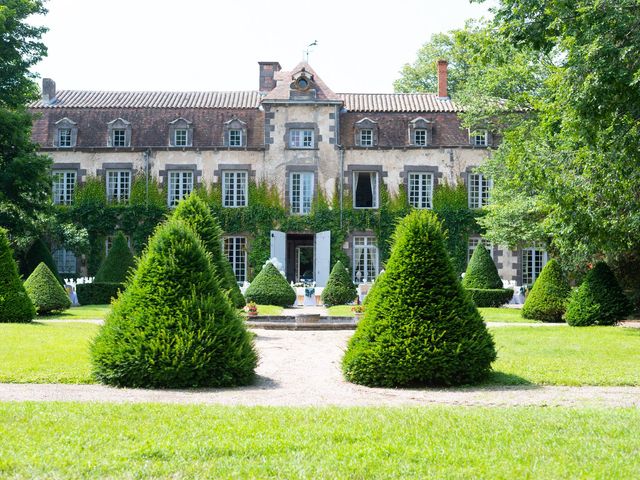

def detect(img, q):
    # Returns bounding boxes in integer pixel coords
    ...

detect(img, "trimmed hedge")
[244,262,296,307]
[76,282,122,305]
[173,194,245,308]
[0,228,35,322]
[466,288,514,308]
[462,243,503,289]
[94,232,135,283]
[565,262,632,326]
[321,261,357,306]
[21,238,64,285]
[522,259,570,322]
[24,262,71,314]
[342,210,496,387]
[91,218,257,388]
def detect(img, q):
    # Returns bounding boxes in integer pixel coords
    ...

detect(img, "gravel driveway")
[1,329,639,407]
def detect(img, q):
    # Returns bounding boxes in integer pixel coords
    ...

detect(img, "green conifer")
[0,228,35,322]
[321,261,357,306]
[21,238,64,285]
[94,232,135,283]
[244,262,296,307]
[521,259,570,322]
[24,262,71,314]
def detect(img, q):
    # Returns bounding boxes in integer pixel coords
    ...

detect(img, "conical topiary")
[521,259,570,322]
[462,244,502,289]
[172,194,245,308]
[321,260,357,306]
[24,262,71,314]
[245,261,296,307]
[90,219,257,388]
[21,238,64,285]
[565,262,632,326]
[342,210,496,387]
[94,232,135,283]
[0,228,35,322]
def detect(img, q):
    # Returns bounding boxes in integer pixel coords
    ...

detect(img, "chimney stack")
[258,61,281,92]
[437,60,448,98]
[42,78,56,104]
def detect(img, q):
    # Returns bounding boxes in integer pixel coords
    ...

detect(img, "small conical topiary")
[0,228,35,322]
[462,244,502,289]
[565,262,632,326]
[91,219,257,388]
[521,259,570,322]
[245,261,296,307]
[94,232,135,283]
[321,260,357,306]
[342,210,496,387]
[24,262,71,314]
[173,194,245,308]
[21,238,64,285]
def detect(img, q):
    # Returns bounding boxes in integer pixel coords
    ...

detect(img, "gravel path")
[1,329,639,407]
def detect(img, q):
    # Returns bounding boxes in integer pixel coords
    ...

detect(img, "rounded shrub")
[20,238,64,285]
[94,232,135,283]
[244,262,296,307]
[91,219,257,388]
[521,259,570,322]
[342,210,496,387]
[24,262,71,314]
[173,194,245,308]
[0,228,35,322]
[321,260,357,306]
[565,262,632,326]
[462,243,513,307]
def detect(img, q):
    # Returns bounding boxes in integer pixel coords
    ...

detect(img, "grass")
[328,306,532,323]
[38,304,111,320]
[0,403,638,478]
[327,305,355,316]
[255,305,284,316]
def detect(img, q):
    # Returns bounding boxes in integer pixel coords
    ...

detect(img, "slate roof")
[262,61,342,102]
[338,93,460,113]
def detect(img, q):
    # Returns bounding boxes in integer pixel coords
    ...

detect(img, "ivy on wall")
[61,175,477,279]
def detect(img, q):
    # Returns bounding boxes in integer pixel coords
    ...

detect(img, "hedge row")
[77,282,122,305]
[465,288,514,308]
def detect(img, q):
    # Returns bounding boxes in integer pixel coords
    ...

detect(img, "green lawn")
[38,304,111,320]
[255,305,284,316]
[327,305,355,316]
[328,306,532,323]
[0,403,638,478]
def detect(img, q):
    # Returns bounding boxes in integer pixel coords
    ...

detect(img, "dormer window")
[107,118,131,147]
[223,118,247,148]
[355,118,378,147]
[169,118,193,147]
[409,117,433,146]
[470,129,490,147]
[54,117,77,148]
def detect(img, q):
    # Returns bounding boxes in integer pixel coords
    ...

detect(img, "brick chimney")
[258,61,281,92]
[42,78,56,104]
[437,60,448,98]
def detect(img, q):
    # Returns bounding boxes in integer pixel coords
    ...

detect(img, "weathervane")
[304,40,318,62]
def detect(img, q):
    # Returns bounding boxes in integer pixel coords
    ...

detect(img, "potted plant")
[351,304,365,322]
[245,301,258,317]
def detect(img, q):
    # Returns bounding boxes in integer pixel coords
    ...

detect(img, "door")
[270,230,286,274]
[314,230,331,287]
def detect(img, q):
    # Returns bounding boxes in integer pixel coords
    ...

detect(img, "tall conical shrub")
[172,194,245,308]
[321,260,357,306]
[342,210,496,387]
[24,262,71,314]
[521,259,570,322]
[0,228,35,322]
[462,243,513,307]
[21,238,64,285]
[94,232,135,283]
[565,262,632,326]
[91,219,257,388]
[245,262,296,307]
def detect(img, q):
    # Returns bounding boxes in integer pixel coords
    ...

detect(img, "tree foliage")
[462,243,502,289]
[0,227,34,322]
[19,237,63,285]
[321,260,357,306]
[521,259,571,322]
[24,262,70,314]
[244,262,296,307]
[94,231,134,283]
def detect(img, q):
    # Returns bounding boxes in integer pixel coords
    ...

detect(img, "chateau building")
[29,60,546,286]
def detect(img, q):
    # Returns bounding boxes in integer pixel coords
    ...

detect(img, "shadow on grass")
[478,371,535,387]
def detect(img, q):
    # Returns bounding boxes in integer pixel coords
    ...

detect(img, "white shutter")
[270,230,287,274]
[314,230,331,287]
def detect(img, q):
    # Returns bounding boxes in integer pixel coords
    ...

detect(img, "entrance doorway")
[270,230,331,286]
[286,233,314,283]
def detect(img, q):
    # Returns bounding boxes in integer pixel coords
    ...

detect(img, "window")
[224,236,247,283]
[105,235,131,255]
[107,118,131,147]
[468,173,492,209]
[222,171,248,207]
[470,130,488,147]
[468,237,494,264]
[52,170,76,205]
[53,248,76,274]
[408,172,433,209]
[353,237,378,283]
[174,129,188,147]
[58,128,72,147]
[290,172,314,214]
[353,171,379,209]
[414,129,427,146]
[522,246,547,286]
[112,129,127,147]
[289,129,314,148]
[228,129,242,147]
[106,170,131,203]
[167,171,193,207]
[359,129,373,147]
